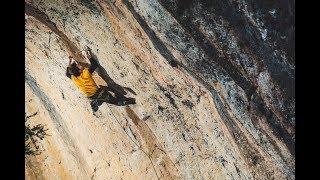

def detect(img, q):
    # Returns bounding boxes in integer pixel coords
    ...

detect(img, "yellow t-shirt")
[71,68,98,97]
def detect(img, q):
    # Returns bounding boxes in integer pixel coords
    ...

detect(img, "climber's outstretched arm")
[75,48,98,73]
[87,50,99,73]
[68,56,73,67]
[88,58,98,73]
[66,56,73,79]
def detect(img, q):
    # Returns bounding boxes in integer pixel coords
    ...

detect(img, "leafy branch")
[25,112,49,156]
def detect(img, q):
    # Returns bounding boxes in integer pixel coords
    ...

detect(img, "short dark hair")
[69,62,81,76]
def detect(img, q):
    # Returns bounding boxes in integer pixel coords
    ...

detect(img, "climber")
[66,47,136,112]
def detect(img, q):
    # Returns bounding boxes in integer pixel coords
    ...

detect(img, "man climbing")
[66,47,136,112]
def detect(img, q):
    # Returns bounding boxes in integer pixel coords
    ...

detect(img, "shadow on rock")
[86,48,137,110]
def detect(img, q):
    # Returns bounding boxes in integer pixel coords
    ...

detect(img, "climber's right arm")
[88,57,98,73]
[66,56,73,79]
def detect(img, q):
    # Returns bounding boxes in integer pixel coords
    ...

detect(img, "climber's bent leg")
[89,88,105,112]
[108,96,136,106]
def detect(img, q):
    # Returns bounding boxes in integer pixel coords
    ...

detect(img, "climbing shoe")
[118,98,136,106]
[126,98,136,105]
[117,101,125,106]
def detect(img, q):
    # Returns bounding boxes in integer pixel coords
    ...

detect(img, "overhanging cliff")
[25,0,295,179]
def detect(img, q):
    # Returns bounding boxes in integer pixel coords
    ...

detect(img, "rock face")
[25,0,294,179]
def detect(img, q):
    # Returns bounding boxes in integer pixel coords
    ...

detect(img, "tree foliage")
[25,112,48,156]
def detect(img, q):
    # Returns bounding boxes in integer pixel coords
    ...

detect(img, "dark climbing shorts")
[89,87,112,112]
[88,86,136,112]
[89,87,111,101]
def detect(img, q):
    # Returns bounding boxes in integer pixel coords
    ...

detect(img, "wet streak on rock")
[156,0,294,155]
[175,0,294,123]
[123,3,294,177]
[122,0,180,68]
[124,0,255,101]
[175,50,292,177]
[25,71,89,175]
[199,0,294,94]
[118,1,271,172]
[156,1,256,100]
[209,88,273,178]
[251,92,295,155]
